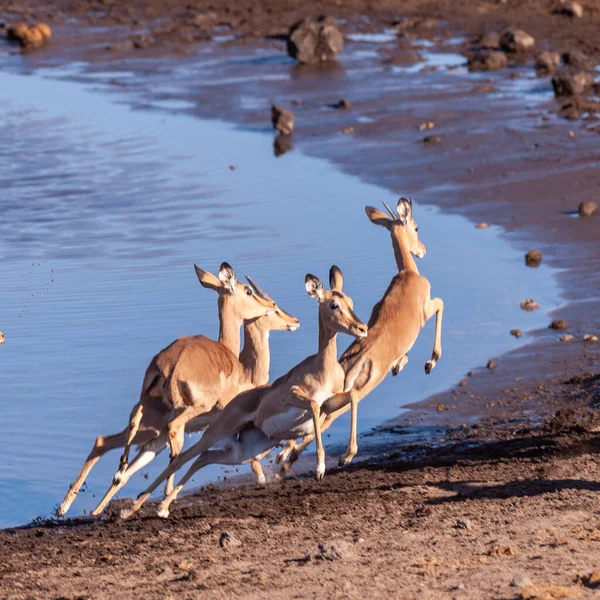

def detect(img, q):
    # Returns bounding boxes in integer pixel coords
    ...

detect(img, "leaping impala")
[278,197,444,474]
[121,265,368,519]
[57,263,298,517]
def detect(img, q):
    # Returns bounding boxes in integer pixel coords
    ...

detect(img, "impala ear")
[305,274,324,301]
[218,262,237,293]
[365,206,391,229]
[396,198,412,225]
[329,265,344,292]
[194,265,221,291]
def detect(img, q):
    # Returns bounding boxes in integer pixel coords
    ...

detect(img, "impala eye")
[415,226,419,232]
[246,288,253,296]
[331,302,339,310]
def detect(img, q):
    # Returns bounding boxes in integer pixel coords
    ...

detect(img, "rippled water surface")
[0,68,559,528]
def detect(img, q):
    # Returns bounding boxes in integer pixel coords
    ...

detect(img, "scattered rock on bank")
[467,49,507,72]
[219,532,242,550]
[423,134,441,144]
[535,51,560,75]
[317,539,356,561]
[476,32,500,49]
[6,22,51,49]
[271,104,294,135]
[549,319,567,330]
[510,329,523,338]
[525,249,543,267]
[559,334,574,342]
[554,0,584,18]
[562,50,594,70]
[499,28,535,53]
[578,201,598,217]
[487,359,497,369]
[0,331,4,345]
[287,16,343,64]
[521,298,540,311]
[552,67,594,96]
[584,334,599,342]
[330,99,351,109]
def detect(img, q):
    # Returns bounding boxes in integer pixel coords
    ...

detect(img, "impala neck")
[218,298,242,357]
[239,320,270,387]
[316,313,338,375]
[392,228,419,274]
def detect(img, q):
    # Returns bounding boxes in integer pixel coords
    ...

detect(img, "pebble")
[459,379,468,387]
[342,127,355,135]
[535,51,561,75]
[332,99,351,109]
[219,532,242,549]
[510,329,523,338]
[487,359,497,369]
[455,518,473,530]
[0,331,4,345]
[511,574,533,588]
[578,201,598,217]
[525,249,542,267]
[559,334,574,342]
[419,121,435,131]
[499,28,535,53]
[475,222,489,229]
[317,539,356,561]
[549,319,567,330]
[583,334,598,342]
[271,104,295,135]
[423,134,441,144]
[520,298,540,311]
[557,1,583,17]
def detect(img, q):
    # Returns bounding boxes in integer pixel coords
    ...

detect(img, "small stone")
[587,570,600,587]
[476,32,501,49]
[317,539,356,561]
[583,334,598,342]
[499,28,535,53]
[467,49,507,72]
[569,130,576,138]
[510,329,523,338]
[455,518,473,530]
[578,201,598,217]
[535,51,561,75]
[549,319,567,330]
[287,16,344,64]
[559,334,574,342]
[219,532,242,549]
[332,99,351,109]
[133,34,152,49]
[291,99,302,105]
[487,359,497,369]
[342,127,355,135]
[229,165,237,171]
[511,574,533,588]
[475,222,489,229]
[423,134,441,144]
[271,104,295,135]
[525,249,542,267]
[459,379,468,387]
[552,67,594,97]
[0,331,4,345]
[488,543,516,556]
[556,1,583,18]
[419,122,435,131]
[562,50,593,70]
[521,298,540,311]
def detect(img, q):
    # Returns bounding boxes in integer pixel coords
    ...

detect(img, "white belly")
[261,407,314,439]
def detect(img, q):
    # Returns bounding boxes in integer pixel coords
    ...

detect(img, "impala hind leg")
[424,297,444,374]
[276,440,297,465]
[90,434,168,516]
[156,428,273,518]
[339,390,359,467]
[57,431,127,516]
[114,402,145,484]
[391,355,408,376]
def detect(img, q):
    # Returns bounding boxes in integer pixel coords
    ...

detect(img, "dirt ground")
[2,0,600,598]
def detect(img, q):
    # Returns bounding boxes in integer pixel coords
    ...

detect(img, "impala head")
[305,266,368,339]
[365,197,426,259]
[194,262,276,321]
[244,275,300,332]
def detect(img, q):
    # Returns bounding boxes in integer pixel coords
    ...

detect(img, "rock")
[499,28,535,53]
[525,249,543,267]
[331,99,351,109]
[520,584,578,599]
[559,334,574,342]
[419,122,435,131]
[287,16,344,64]
[317,539,356,561]
[487,359,497,369]
[459,379,468,387]
[488,543,516,556]
[6,22,29,41]
[535,51,560,75]
[476,32,501,49]
[455,518,473,530]
[555,1,583,17]
[552,67,594,96]
[583,334,599,342]
[273,133,294,157]
[219,532,242,549]
[578,201,598,217]
[475,222,489,229]
[521,298,540,311]
[7,22,51,49]
[511,574,533,588]
[562,50,594,70]
[423,134,441,144]
[271,104,294,135]
[0,331,4,345]
[342,127,354,135]
[549,319,567,330]
[510,329,523,338]
[467,49,507,72]
[586,570,600,587]
[133,34,152,49]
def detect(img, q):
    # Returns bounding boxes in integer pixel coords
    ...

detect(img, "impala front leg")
[288,386,326,481]
[424,297,444,374]
[339,389,359,466]
[391,355,408,376]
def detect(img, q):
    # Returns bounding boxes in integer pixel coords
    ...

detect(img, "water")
[0,59,559,527]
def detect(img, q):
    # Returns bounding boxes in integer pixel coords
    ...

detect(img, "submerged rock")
[499,28,535,53]
[467,49,507,72]
[521,298,540,311]
[271,104,295,135]
[287,16,344,64]
[552,67,594,96]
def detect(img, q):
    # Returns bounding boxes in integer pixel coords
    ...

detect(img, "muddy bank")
[1,372,599,599]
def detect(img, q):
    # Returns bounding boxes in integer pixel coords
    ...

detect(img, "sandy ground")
[1,0,600,598]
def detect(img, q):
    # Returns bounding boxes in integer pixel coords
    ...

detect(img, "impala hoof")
[316,463,325,481]
[424,360,435,375]
[275,448,290,465]
[157,508,170,519]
